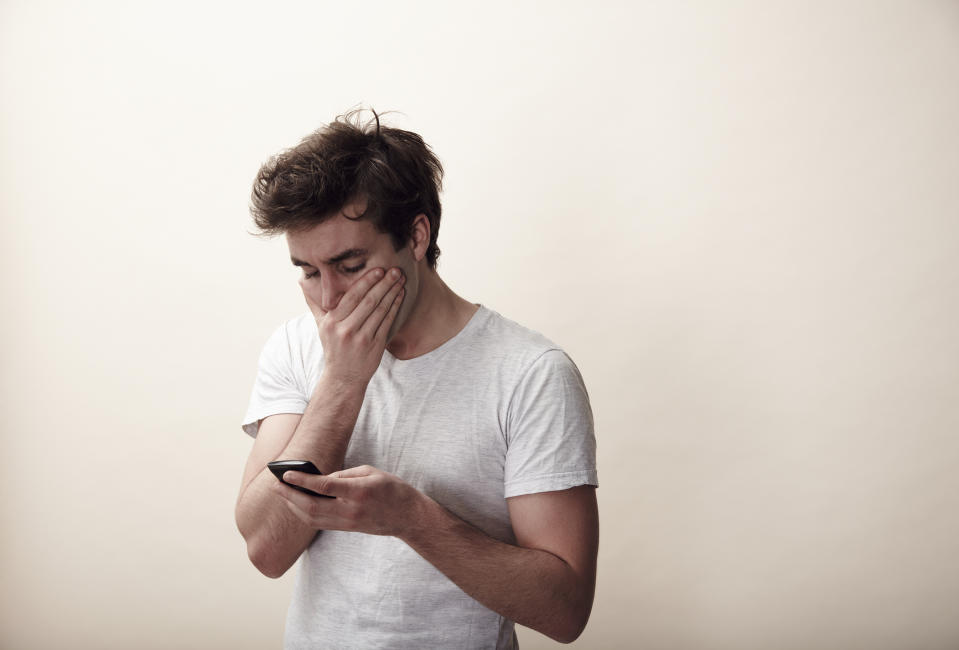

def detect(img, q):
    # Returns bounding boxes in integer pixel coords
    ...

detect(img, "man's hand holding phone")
[299,267,406,386]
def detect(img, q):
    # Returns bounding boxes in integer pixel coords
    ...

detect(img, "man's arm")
[233,374,365,578]
[235,413,309,578]
[235,266,406,578]
[280,468,599,643]
[408,485,599,644]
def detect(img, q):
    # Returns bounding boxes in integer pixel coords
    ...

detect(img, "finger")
[372,282,405,342]
[277,480,334,517]
[328,267,386,321]
[278,481,354,528]
[284,470,350,498]
[340,268,405,332]
[356,277,404,340]
[278,483,322,513]
[283,494,332,529]
[329,465,377,479]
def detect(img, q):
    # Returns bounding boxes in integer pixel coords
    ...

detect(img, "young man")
[235,110,599,649]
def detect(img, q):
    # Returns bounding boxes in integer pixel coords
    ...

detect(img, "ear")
[408,213,431,262]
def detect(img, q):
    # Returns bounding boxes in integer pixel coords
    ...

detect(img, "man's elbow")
[258,562,289,579]
[553,620,587,645]
[546,603,591,644]
[236,506,292,578]
[247,539,293,579]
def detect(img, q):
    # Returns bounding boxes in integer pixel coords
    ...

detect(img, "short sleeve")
[241,321,309,438]
[503,349,598,498]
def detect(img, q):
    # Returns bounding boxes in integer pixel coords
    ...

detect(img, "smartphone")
[267,460,334,498]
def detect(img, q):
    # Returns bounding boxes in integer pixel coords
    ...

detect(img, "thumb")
[329,465,377,479]
[283,470,340,497]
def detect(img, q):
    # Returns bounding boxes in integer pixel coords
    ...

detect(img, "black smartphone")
[267,460,334,498]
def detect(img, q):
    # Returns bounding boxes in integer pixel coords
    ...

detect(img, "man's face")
[287,205,416,342]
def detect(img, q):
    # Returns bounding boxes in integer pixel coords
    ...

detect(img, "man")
[235,109,599,649]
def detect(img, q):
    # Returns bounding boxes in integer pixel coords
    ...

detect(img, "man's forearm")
[236,373,366,578]
[280,374,366,474]
[235,466,319,578]
[401,496,593,644]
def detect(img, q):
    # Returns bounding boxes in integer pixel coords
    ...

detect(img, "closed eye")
[303,263,364,280]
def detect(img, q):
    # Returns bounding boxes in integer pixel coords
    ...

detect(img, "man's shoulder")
[272,311,316,338]
[260,311,320,360]
[472,305,566,365]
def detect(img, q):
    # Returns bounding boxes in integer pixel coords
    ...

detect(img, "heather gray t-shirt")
[241,305,598,650]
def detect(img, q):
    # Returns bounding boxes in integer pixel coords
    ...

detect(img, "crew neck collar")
[383,303,487,366]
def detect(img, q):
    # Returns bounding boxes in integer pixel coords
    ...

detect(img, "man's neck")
[386,268,478,361]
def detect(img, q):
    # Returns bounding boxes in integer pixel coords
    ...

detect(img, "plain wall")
[2,1,957,648]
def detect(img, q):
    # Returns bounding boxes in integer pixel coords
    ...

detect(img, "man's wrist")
[315,368,369,398]
[279,371,369,473]
[398,489,446,545]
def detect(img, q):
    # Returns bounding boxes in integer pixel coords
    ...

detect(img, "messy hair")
[249,108,444,269]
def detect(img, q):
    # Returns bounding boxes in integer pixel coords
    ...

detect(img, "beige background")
[2,1,958,648]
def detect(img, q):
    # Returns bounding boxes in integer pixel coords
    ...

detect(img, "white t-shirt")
[242,305,598,650]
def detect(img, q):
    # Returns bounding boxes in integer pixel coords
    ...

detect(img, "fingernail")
[391,268,401,279]
[374,268,385,278]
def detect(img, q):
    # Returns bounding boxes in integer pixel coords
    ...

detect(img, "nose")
[319,273,347,312]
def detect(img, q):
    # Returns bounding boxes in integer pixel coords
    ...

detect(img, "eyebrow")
[291,248,369,268]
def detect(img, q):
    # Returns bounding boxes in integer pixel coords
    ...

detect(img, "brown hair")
[249,109,444,269]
